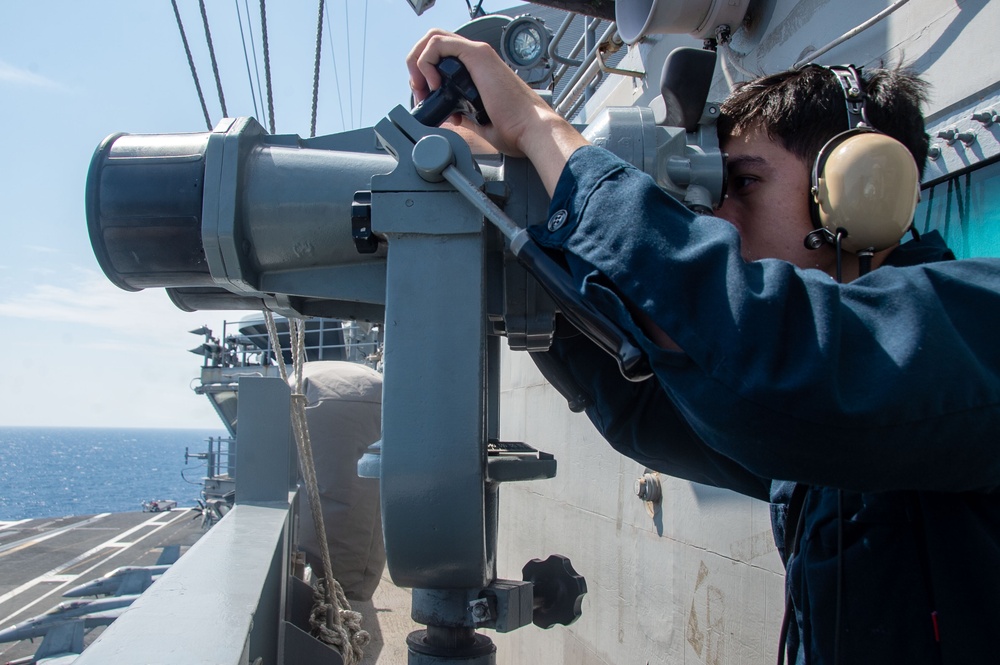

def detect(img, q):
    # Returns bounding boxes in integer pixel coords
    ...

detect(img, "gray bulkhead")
[494,1,999,663]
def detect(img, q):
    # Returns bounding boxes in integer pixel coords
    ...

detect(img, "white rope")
[263,310,288,383]
[262,312,370,664]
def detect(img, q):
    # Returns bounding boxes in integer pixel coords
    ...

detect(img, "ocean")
[0,427,228,520]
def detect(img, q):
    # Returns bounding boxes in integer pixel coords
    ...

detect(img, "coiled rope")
[263,311,370,664]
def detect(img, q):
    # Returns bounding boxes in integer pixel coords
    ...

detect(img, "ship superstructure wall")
[496,346,784,664]
[492,0,999,663]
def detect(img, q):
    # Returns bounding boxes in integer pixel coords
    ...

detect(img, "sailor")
[408,30,1000,664]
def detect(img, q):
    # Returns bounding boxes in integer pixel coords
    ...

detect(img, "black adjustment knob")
[412,56,491,127]
[522,554,587,629]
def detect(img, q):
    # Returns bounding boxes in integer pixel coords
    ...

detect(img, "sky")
[0,0,486,428]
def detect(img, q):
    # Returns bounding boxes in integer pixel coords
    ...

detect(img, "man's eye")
[730,175,758,192]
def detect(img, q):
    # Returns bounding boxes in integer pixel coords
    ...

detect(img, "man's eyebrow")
[726,155,770,171]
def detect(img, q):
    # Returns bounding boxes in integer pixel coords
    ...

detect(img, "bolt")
[634,472,662,503]
[972,109,998,126]
[935,128,976,146]
[468,598,492,624]
[927,145,942,161]
[937,128,958,144]
[955,131,977,146]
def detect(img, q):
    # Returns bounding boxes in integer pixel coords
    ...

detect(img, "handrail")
[75,501,293,665]
[549,13,584,68]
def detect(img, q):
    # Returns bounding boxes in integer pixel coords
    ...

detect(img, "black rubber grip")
[412,57,491,127]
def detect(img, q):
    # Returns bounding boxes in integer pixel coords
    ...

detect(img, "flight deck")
[0,509,204,664]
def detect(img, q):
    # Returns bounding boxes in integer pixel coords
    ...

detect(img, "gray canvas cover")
[296,361,385,601]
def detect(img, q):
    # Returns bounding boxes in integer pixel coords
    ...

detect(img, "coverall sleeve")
[527,146,1000,494]
[537,329,772,501]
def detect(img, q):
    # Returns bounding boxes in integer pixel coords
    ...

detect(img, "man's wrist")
[519,113,590,197]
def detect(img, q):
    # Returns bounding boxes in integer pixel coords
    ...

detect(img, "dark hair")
[718,65,931,176]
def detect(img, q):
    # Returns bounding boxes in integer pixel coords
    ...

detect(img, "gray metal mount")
[85,64,727,662]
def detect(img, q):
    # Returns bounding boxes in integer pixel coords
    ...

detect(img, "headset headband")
[828,65,870,130]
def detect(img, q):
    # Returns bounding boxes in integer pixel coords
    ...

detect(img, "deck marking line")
[0,514,113,557]
[0,510,191,622]
[0,520,31,532]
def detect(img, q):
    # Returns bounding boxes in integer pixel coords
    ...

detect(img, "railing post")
[235,375,297,503]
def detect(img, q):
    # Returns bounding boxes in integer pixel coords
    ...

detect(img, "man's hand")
[407,29,589,196]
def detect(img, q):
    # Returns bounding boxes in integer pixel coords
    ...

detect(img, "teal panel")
[917,160,1000,258]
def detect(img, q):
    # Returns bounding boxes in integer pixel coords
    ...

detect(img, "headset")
[805,65,920,256]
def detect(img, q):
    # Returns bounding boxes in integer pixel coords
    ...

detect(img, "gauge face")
[510,27,542,66]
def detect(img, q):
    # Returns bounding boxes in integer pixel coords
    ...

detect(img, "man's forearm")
[516,112,590,198]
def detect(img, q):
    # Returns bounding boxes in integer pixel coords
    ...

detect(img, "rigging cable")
[259,0,276,133]
[344,1,355,129]
[324,1,348,132]
[358,0,369,124]
[244,0,267,124]
[310,0,325,137]
[198,0,228,117]
[234,0,261,121]
[169,0,213,131]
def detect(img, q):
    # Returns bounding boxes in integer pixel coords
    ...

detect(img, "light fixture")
[502,16,547,68]
[500,15,553,87]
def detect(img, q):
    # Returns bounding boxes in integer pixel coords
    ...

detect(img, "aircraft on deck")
[62,566,169,599]
[0,596,137,646]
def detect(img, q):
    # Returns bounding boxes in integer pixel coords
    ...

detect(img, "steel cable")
[198,0,228,117]
[244,0,267,124]
[310,0,325,137]
[259,0,276,133]
[324,2,348,132]
[358,0,368,124]
[234,0,261,121]
[170,0,213,130]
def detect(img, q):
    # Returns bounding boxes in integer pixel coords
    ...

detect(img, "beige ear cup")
[812,131,920,253]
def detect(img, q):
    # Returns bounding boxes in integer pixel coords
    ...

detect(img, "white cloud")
[0,268,204,340]
[0,60,66,91]
[0,267,254,371]
[0,267,246,428]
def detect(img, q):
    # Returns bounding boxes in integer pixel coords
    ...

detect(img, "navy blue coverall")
[528,146,1000,664]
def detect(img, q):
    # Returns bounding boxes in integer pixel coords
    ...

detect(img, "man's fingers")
[406,29,455,99]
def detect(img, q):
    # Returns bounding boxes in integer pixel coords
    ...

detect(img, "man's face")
[716,127,836,274]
